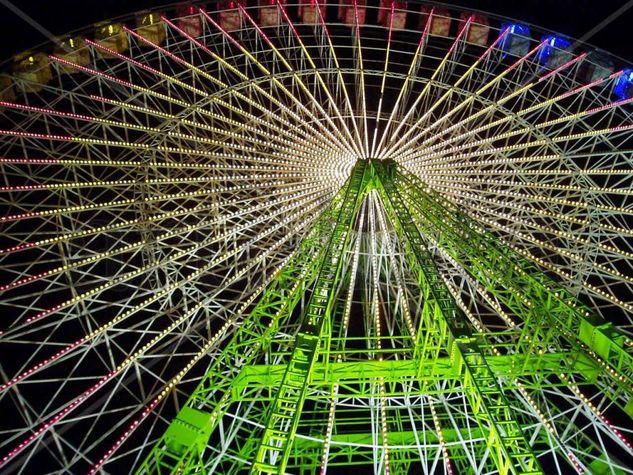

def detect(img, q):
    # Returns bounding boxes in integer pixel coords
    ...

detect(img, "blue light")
[505,23,529,36]
[614,69,633,101]
[499,23,530,57]
[538,35,572,68]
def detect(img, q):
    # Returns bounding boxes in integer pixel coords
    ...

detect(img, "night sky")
[0,0,632,65]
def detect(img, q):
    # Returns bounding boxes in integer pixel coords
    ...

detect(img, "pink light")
[124,25,190,70]
[87,394,164,474]
[49,55,136,90]
[0,337,85,392]
[85,39,163,79]
[476,25,510,61]
[157,17,217,59]
[538,52,588,82]
[199,10,242,49]
[237,3,283,47]
[0,129,72,143]
[445,14,472,56]
[583,96,633,115]
[548,71,620,105]
[507,39,550,75]
[0,101,93,122]
[0,242,36,255]
[0,370,120,468]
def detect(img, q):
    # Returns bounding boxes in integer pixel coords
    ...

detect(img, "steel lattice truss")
[0,2,632,474]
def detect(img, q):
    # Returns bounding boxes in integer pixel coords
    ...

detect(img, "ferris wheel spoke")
[409,67,620,163]
[0,182,327,297]
[48,55,197,110]
[430,176,633,239]
[193,9,356,158]
[379,21,509,160]
[425,183,633,314]
[0,125,316,165]
[309,2,366,157]
[399,123,633,173]
[374,15,430,159]
[385,38,551,160]
[403,98,632,167]
[431,178,633,226]
[427,174,633,201]
[4,188,330,348]
[202,13,354,161]
[531,380,633,470]
[351,0,369,155]
[88,94,295,149]
[84,318,239,474]
[240,3,363,158]
[0,178,320,231]
[377,16,473,159]
[423,181,632,268]
[369,1,395,158]
[55,50,341,163]
[122,26,342,159]
[408,75,626,162]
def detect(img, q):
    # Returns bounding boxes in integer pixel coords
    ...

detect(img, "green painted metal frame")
[252,160,371,473]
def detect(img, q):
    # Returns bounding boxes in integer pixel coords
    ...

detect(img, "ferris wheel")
[0,1,632,473]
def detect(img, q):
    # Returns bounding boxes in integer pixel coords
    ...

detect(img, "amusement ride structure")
[0,1,632,473]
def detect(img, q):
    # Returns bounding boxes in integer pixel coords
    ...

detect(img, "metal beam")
[396,168,633,407]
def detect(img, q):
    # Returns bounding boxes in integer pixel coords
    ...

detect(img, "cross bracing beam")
[287,426,491,470]
[372,159,543,475]
[230,353,598,396]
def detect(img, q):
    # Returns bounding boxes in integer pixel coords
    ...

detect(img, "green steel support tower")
[139,159,632,474]
[1,2,633,474]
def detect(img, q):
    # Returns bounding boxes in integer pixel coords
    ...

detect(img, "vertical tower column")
[252,160,371,473]
[372,159,543,475]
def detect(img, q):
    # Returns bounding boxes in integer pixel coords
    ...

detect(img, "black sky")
[0,0,632,65]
